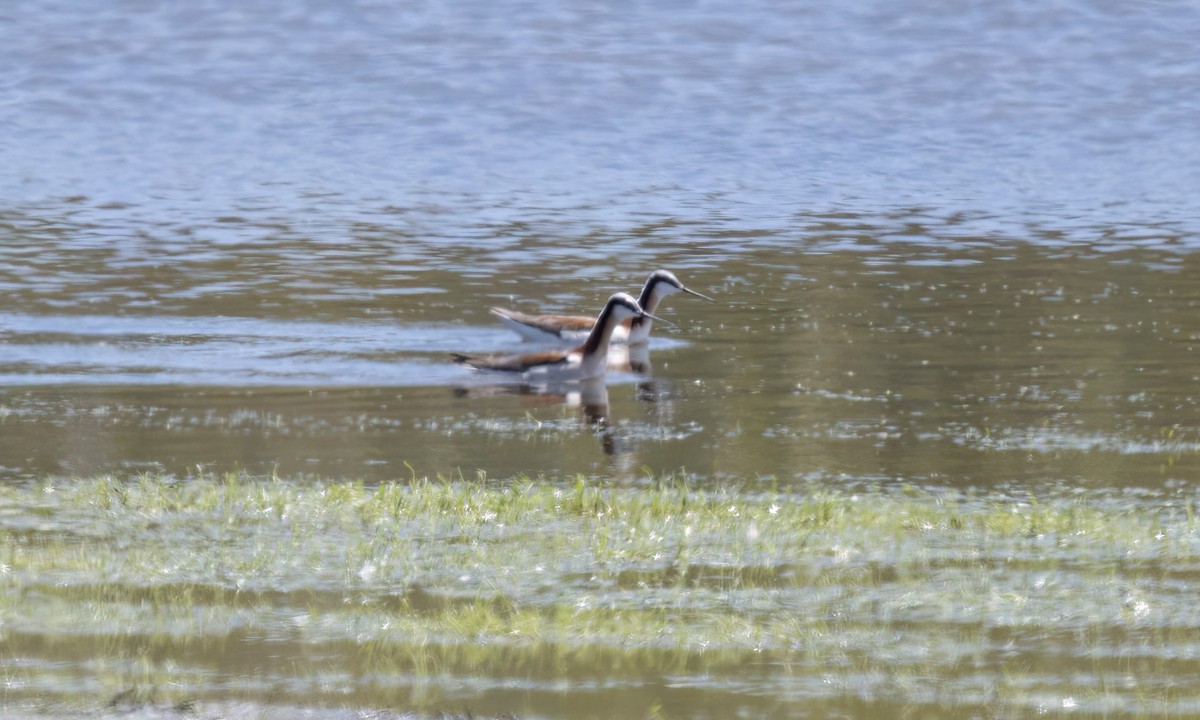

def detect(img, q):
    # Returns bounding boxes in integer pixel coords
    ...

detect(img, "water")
[6,0,1200,221]
[4,231,1198,489]
[3,0,1200,716]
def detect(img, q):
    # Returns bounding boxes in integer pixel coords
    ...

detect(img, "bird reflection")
[573,377,610,427]
[453,343,681,457]
[612,343,671,407]
[453,377,623,452]
[608,342,652,375]
[452,377,607,419]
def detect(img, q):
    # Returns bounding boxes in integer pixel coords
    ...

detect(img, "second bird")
[454,292,671,382]
[489,270,713,345]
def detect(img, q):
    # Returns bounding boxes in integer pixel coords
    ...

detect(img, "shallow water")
[4,235,1198,490]
[3,0,1200,716]
[5,476,1200,720]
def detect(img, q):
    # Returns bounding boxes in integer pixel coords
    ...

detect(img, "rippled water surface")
[3,0,1200,717]
[4,224,1198,490]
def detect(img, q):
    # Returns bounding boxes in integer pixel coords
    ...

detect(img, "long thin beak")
[641,310,677,328]
[682,285,715,302]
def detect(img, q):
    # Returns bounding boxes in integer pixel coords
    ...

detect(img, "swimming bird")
[454,292,671,381]
[490,270,713,344]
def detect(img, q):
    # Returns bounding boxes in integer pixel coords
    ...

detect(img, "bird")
[489,270,713,344]
[453,292,671,381]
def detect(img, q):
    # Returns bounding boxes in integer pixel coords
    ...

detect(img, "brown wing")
[490,307,595,334]
[452,349,572,372]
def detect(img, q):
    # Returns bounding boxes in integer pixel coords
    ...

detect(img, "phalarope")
[454,292,671,381]
[490,270,712,344]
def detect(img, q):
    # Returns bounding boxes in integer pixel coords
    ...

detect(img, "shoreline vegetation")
[3,471,1200,718]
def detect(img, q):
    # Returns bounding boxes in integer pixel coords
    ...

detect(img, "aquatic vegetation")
[3,472,1200,718]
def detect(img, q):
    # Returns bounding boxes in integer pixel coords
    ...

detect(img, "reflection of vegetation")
[3,472,1200,717]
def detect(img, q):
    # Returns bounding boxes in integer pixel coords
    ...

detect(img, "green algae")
[3,472,1200,718]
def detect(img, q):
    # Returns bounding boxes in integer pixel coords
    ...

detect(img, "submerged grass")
[3,471,1200,718]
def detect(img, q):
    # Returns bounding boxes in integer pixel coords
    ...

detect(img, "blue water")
[4,0,1199,237]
